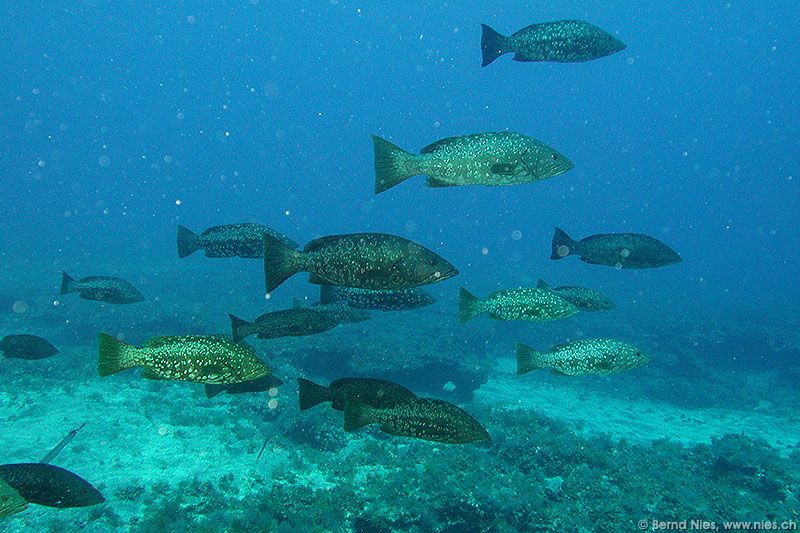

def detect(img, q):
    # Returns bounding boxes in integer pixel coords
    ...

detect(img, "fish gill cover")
[1,2,799,531]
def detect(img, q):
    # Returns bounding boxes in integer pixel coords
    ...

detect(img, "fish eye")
[550,154,558,160]
[428,258,437,266]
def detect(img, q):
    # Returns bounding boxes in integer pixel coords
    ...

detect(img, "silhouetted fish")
[177,223,298,259]
[0,463,104,509]
[551,227,681,269]
[98,333,270,385]
[481,20,626,66]
[264,232,458,293]
[205,375,284,398]
[0,334,59,360]
[536,279,615,312]
[298,377,417,411]
[516,339,649,376]
[344,396,490,444]
[458,287,578,324]
[229,309,339,343]
[372,132,572,194]
[60,272,144,304]
[319,285,435,311]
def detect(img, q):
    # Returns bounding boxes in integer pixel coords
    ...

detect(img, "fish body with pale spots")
[60,272,144,304]
[177,223,297,259]
[344,396,490,445]
[319,284,435,311]
[372,132,572,193]
[458,286,578,324]
[263,232,458,293]
[551,227,681,269]
[536,279,615,312]
[98,333,270,384]
[481,20,626,66]
[517,338,649,376]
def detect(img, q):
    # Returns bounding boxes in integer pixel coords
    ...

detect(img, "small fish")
[0,463,104,509]
[264,232,458,293]
[344,396,490,444]
[551,227,681,269]
[98,333,270,385]
[516,339,650,376]
[372,132,573,194]
[298,377,417,411]
[0,479,27,518]
[536,279,616,312]
[177,223,298,259]
[481,20,626,66]
[60,272,144,304]
[229,309,339,343]
[205,375,284,399]
[458,286,578,324]
[0,334,59,360]
[39,423,87,464]
[319,284,435,311]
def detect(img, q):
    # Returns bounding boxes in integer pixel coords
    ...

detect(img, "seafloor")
[1,262,799,532]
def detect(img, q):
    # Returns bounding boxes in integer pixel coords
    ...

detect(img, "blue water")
[2,2,799,531]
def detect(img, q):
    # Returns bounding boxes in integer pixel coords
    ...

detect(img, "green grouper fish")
[344,396,490,445]
[319,284,435,311]
[551,227,681,269]
[228,308,339,343]
[371,132,573,194]
[458,286,578,324]
[177,223,298,259]
[481,20,626,66]
[0,463,104,509]
[298,377,417,411]
[60,272,144,304]
[98,333,270,384]
[0,334,59,360]
[517,338,650,376]
[536,279,615,312]
[263,232,458,293]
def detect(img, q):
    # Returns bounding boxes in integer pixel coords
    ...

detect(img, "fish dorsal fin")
[420,136,464,154]
[425,177,456,188]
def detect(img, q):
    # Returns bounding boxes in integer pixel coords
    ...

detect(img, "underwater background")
[2,1,799,531]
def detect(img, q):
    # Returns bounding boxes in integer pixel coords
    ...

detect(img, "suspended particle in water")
[12,300,29,314]
[98,155,111,168]
[511,230,522,240]
[556,245,570,258]
[267,399,279,410]
[481,247,489,256]
[163,155,173,164]
[620,248,630,258]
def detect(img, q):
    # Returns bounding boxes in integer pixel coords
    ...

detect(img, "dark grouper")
[372,132,572,194]
[344,396,490,445]
[481,20,626,66]
[0,463,104,509]
[319,285,435,311]
[60,272,144,304]
[298,377,417,411]
[517,339,649,376]
[0,334,59,360]
[551,227,681,269]
[98,333,270,384]
[228,308,339,343]
[263,232,458,293]
[177,223,298,259]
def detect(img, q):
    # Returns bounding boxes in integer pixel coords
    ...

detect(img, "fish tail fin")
[551,227,577,260]
[204,384,225,398]
[60,271,77,294]
[343,395,376,432]
[263,233,302,293]
[318,285,337,305]
[176,225,201,258]
[97,333,136,377]
[372,135,416,194]
[0,480,28,517]
[480,24,509,67]
[458,287,484,324]
[516,343,544,375]
[229,314,252,343]
[536,279,551,290]
[297,378,331,410]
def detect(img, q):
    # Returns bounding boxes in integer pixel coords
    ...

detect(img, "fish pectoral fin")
[141,368,168,380]
[490,163,516,176]
[424,177,456,188]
